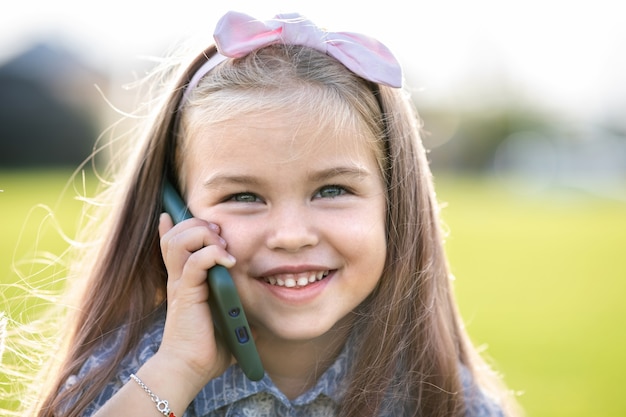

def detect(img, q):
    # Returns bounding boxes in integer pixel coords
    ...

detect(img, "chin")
[253,314,352,345]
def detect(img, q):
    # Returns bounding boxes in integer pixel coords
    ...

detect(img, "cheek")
[355,224,387,272]
[358,203,387,276]
[214,217,263,257]
[333,207,387,268]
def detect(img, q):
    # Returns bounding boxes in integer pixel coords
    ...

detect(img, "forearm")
[92,352,208,417]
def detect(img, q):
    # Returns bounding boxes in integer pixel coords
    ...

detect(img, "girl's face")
[183,110,387,344]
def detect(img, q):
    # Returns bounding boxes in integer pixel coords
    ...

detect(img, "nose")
[266,204,319,252]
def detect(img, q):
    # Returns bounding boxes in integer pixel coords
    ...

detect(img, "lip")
[258,264,333,277]
[254,265,335,304]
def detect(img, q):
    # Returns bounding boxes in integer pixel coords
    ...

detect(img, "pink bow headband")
[182,11,402,103]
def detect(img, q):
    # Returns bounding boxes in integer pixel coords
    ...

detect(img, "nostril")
[265,207,320,251]
[266,228,319,252]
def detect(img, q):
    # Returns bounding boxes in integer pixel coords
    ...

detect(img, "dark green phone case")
[162,179,264,381]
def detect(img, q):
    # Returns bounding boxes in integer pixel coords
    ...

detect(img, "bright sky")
[2,0,625,119]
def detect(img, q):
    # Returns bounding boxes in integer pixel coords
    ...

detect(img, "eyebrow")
[203,166,372,189]
[308,166,372,183]
[203,174,261,189]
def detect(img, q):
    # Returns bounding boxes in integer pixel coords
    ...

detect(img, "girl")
[28,10,520,417]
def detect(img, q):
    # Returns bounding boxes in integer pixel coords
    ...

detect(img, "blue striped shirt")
[63,308,504,416]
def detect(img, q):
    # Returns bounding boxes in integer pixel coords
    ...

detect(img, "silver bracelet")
[129,373,177,417]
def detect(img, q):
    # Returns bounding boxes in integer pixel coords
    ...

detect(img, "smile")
[262,270,330,288]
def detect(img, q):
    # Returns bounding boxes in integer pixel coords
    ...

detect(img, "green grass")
[1,170,625,416]
[435,175,626,417]
[1,169,92,288]
[0,169,96,414]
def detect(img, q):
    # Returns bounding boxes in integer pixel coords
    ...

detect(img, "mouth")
[262,270,330,288]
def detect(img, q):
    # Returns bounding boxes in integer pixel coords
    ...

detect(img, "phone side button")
[234,326,250,344]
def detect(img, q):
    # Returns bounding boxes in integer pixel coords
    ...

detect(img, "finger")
[158,212,175,238]
[176,244,236,288]
[162,220,226,254]
[163,253,236,302]
[160,221,229,277]
[158,218,235,284]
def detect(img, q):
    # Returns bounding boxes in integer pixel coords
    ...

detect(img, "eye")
[315,185,348,199]
[229,192,261,203]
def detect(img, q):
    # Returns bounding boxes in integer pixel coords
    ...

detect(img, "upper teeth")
[264,271,329,288]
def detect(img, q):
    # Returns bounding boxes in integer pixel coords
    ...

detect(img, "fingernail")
[223,254,236,268]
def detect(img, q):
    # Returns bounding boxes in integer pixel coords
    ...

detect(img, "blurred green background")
[2,170,625,416]
[2,1,626,416]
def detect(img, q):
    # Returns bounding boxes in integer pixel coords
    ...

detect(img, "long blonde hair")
[28,43,518,417]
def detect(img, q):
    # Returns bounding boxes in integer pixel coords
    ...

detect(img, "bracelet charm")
[157,399,171,415]
[129,373,177,417]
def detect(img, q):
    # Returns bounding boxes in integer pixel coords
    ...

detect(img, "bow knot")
[213,11,402,88]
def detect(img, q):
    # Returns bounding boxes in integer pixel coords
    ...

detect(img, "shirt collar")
[192,333,354,415]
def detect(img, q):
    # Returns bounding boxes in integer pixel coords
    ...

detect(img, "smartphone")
[161,179,264,381]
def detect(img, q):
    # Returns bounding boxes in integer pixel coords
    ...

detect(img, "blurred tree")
[421,106,552,173]
[0,42,103,167]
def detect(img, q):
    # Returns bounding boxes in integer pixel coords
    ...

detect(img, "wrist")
[155,338,232,388]
[130,373,177,417]
[151,344,230,387]
[133,352,209,416]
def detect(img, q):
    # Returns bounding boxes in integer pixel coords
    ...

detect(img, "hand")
[157,213,236,388]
